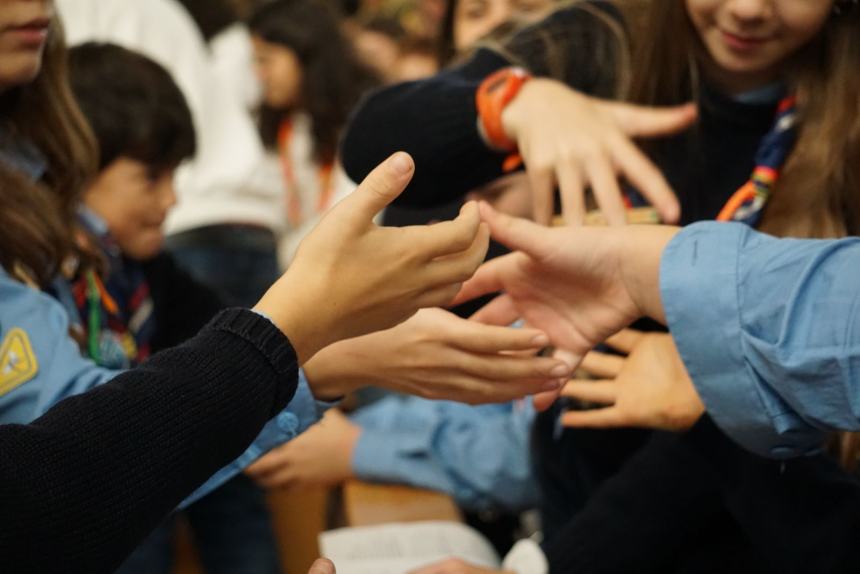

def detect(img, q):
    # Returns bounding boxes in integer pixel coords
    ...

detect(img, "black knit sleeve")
[340,1,625,208]
[0,308,299,574]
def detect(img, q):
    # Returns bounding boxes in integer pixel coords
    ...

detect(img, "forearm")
[661,222,860,457]
[0,309,298,573]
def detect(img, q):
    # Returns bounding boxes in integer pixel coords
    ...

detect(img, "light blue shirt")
[661,222,860,459]
[0,267,325,507]
[351,395,539,512]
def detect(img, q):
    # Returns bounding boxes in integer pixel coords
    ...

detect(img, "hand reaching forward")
[256,152,490,362]
[454,203,678,372]
[501,79,697,225]
[561,329,705,431]
[303,307,572,404]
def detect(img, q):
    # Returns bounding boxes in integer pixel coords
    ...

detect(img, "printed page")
[319,521,501,574]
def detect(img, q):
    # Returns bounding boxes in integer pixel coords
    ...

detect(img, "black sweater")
[0,308,298,573]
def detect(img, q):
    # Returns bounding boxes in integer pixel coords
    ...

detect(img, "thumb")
[309,558,336,574]
[339,152,415,226]
[479,201,555,260]
[606,101,697,138]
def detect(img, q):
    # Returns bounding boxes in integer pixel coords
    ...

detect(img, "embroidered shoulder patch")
[0,328,39,397]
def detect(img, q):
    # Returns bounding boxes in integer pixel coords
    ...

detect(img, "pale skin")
[496,0,833,226]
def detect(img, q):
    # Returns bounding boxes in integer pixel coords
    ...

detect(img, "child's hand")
[560,330,705,431]
[501,79,696,225]
[255,152,490,362]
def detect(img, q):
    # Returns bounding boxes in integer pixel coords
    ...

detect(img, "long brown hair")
[0,16,98,286]
[620,1,860,471]
[622,1,860,238]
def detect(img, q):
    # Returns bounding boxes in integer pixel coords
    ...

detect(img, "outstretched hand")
[256,152,490,362]
[501,79,697,225]
[561,329,705,431]
[304,307,572,404]
[455,204,678,374]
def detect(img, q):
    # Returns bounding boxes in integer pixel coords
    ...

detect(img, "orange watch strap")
[476,67,531,153]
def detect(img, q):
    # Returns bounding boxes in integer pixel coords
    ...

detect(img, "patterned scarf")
[716,95,798,226]
[71,211,155,369]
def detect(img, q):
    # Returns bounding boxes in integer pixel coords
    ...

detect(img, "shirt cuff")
[502,539,548,574]
[660,222,811,459]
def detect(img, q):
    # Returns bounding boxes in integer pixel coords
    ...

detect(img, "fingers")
[560,406,625,428]
[603,328,644,354]
[560,379,617,404]
[339,152,415,226]
[410,201,482,260]
[607,101,698,138]
[532,388,562,411]
[608,133,680,224]
[478,201,555,259]
[579,351,624,378]
[456,352,571,382]
[468,293,520,326]
[584,158,626,226]
[309,558,336,574]
[245,448,289,479]
[424,222,490,287]
[450,251,521,307]
[526,165,555,225]
[446,317,549,352]
[556,162,586,226]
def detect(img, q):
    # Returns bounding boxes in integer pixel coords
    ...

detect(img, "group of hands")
[251,79,707,493]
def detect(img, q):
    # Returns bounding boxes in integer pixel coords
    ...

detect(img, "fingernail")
[531,334,549,347]
[550,364,570,377]
[390,152,413,176]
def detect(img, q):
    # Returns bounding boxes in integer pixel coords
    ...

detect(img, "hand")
[246,409,359,489]
[454,204,679,372]
[309,558,336,574]
[501,79,697,225]
[409,558,512,574]
[561,329,705,431]
[304,308,572,403]
[255,152,490,362]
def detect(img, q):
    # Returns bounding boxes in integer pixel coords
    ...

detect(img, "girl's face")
[453,0,553,51]
[0,0,53,91]
[252,36,303,110]
[687,0,834,92]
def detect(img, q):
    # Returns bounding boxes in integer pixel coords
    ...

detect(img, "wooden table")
[342,480,462,527]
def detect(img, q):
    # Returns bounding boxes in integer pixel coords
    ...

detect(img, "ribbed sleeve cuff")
[207,308,298,415]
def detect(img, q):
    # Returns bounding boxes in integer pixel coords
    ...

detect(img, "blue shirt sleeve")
[350,396,538,512]
[660,222,860,458]
[180,368,329,507]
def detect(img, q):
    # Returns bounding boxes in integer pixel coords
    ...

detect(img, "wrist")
[303,345,367,401]
[619,226,679,324]
[477,67,532,151]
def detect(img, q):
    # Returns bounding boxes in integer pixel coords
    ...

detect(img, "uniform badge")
[0,328,39,396]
